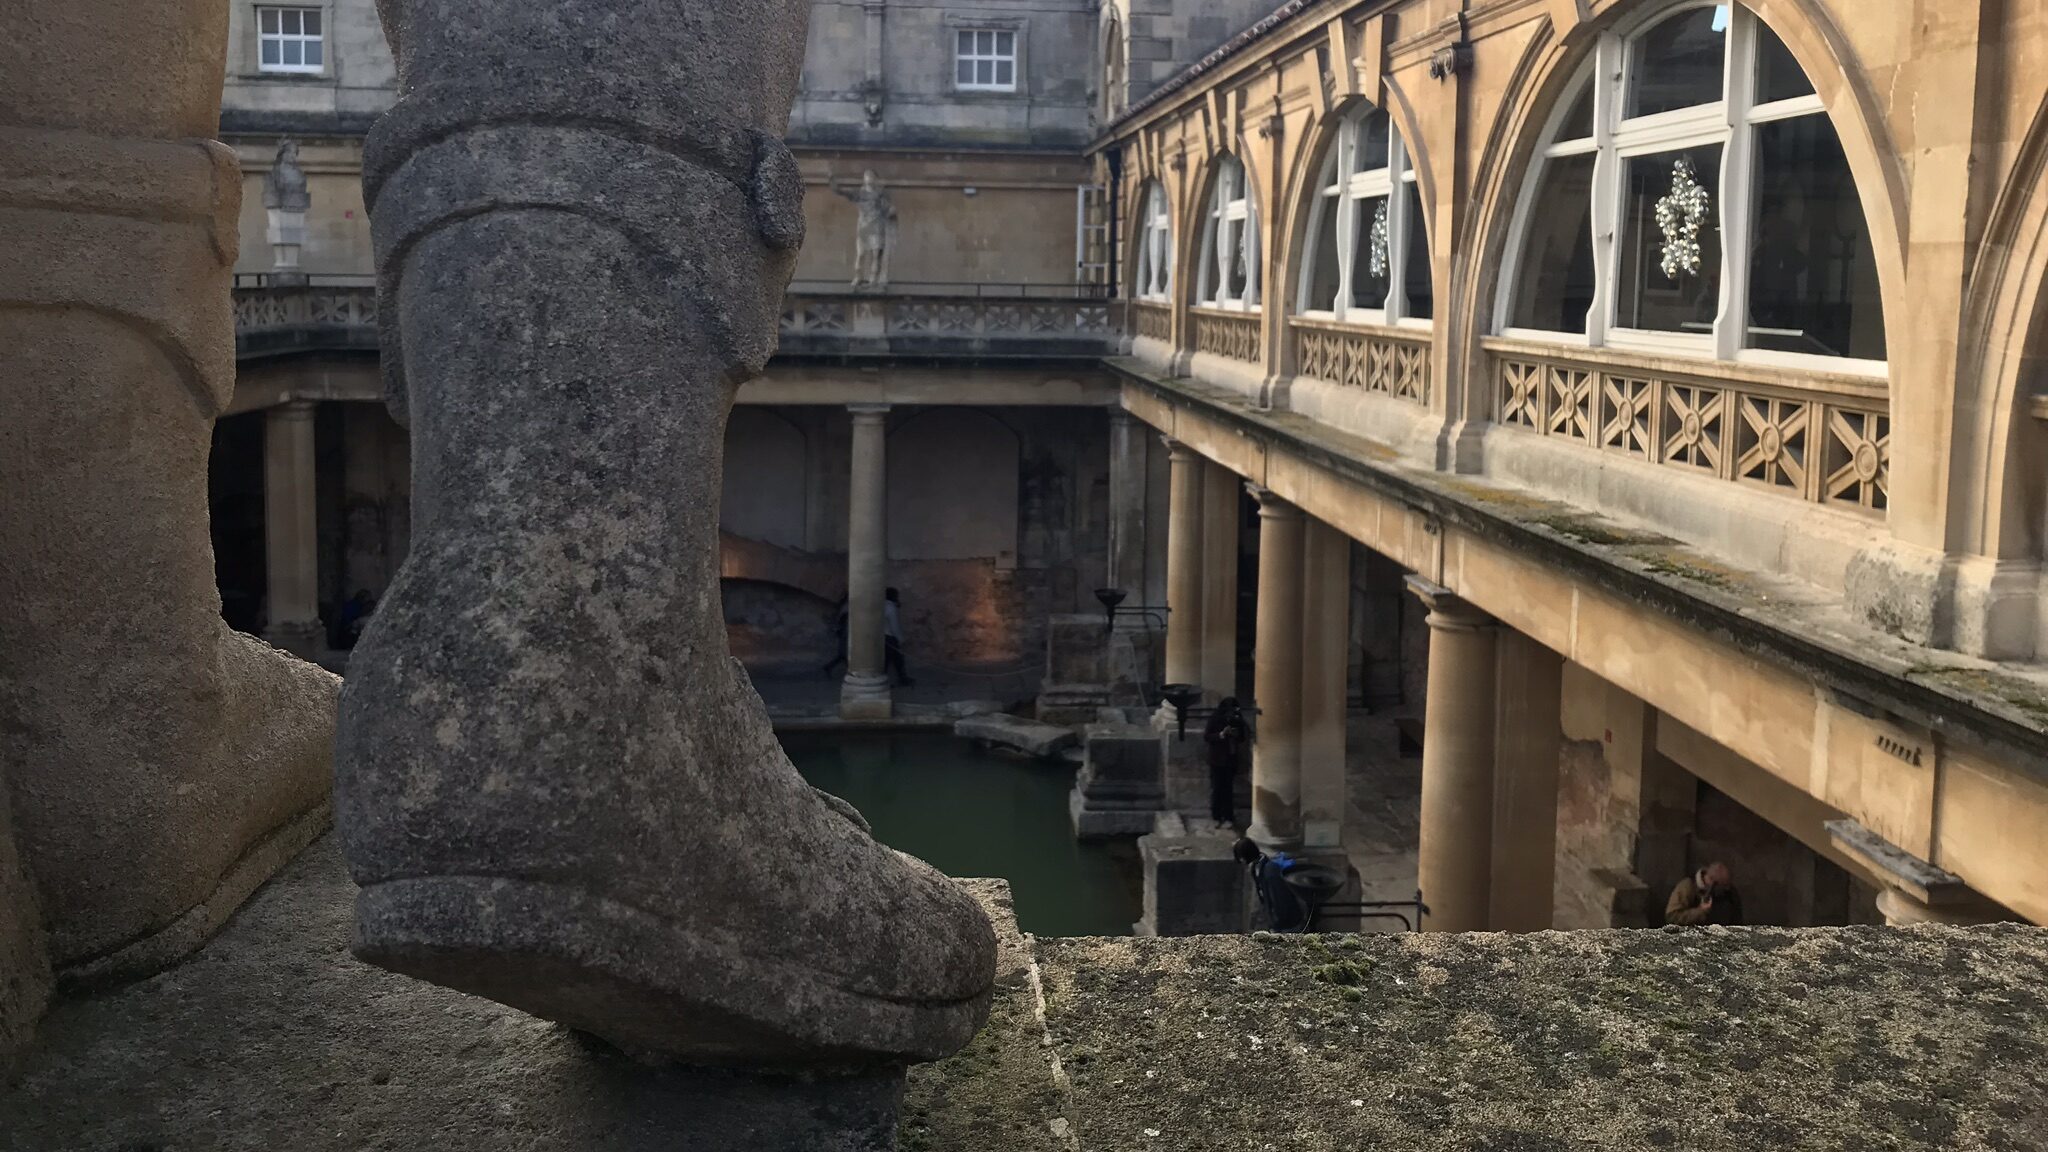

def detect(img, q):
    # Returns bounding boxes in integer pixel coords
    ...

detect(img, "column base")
[839,673,892,720]
[1245,818,1301,857]
[263,619,325,661]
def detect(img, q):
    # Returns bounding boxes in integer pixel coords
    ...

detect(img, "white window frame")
[954,28,1019,92]
[256,5,325,75]
[1195,156,1261,312]
[1496,1,1885,377]
[1134,182,1173,302]
[1294,106,1429,329]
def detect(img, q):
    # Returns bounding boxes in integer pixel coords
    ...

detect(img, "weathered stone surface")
[1035,926,2048,1150]
[337,0,994,1064]
[1137,816,1246,936]
[956,713,1082,759]
[0,839,909,1151]
[0,0,338,992]
[0,776,49,1074]
[1069,723,1166,838]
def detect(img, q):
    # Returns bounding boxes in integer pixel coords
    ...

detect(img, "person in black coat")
[1204,696,1250,829]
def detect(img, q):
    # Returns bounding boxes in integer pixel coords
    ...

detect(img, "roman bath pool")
[781,731,1143,937]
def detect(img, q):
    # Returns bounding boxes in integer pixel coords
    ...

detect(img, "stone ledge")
[8,837,2047,1151]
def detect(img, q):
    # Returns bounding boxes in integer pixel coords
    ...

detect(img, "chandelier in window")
[1654,155,1710,279]
[1368,199,1391,279]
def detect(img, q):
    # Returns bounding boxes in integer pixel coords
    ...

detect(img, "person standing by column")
[1204,697,1250,829]
[884,587,915,687]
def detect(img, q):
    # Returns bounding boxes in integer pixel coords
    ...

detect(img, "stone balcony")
[7,835,2046,1150]
[232,276,1121,362]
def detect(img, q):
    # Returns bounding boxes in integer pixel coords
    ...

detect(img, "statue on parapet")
[834,169,896,290]
[339,0,994,1076]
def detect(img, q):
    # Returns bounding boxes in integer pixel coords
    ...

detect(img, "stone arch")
[1955,99,2048,564]
[1099,10,1128,123]
[719,406,807,550]
[1186,148,1265,308]
[1277,91,1436,319]
[1463,0,1908,371]
[885,408,1021,561]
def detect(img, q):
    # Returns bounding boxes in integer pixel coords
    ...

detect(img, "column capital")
[1162,436,1197,460]
[1108,407,1137,428]
[1405,576,1492,629]
[1245,483,1299,519]
[271,398,317,421]
[847,402,892,420]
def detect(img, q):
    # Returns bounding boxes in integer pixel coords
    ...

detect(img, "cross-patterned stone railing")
[232,277,379,358]
[1290,317,1431,406]
[1188,306,1262,365]
[1484,337,1891,515]
[1130,300,1171,344]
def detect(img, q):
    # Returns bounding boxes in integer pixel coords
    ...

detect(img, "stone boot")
[336,0,997,1066]
[0,0,339,982]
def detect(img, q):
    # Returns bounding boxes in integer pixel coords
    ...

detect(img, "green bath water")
[780,731,1142,937]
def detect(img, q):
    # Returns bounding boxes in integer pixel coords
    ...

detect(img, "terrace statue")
[836,169,897,289]
[337,0,996,1069]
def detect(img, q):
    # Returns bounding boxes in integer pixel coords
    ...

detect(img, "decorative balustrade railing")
[233,282,1118,360]
[1188,307,1262,365]
[1485,338,1891,515]
[1290,318,1430,405]
[1130,300,1171,343]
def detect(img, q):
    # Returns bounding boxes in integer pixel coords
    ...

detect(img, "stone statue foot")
[2,310,338,985]
[339,585,997,1066]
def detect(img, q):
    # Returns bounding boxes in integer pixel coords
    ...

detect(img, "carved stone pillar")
[336,0,993,1068]
[1408,578,1498,932]
[842,402,892,718]
[1298,518,1350,851]
[1199,459,1242,701]
[1160,438,1204,701]
[1248,486,1305,852]
[264,400,324,656]
[0,0,338,995]
[1106,409,1147,598]
[1489,630,1563,931]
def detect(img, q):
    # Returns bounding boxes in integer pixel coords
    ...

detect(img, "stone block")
[955,713,1081,759]
[1069,723,1166,838]
[1138,816,1247,936]
[1036,683,1112,726]
[0,775,49,1074]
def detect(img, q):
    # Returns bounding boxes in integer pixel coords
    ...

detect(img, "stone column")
[264,400,323,656]
[1488,631,1563,931]
[1160,438,1204,697]
[1,0,338,993]
[1248,486,1305,852]
[842,403,892,719]
[1298,518,1351,852]
[1199,459,1241,700]
[1106,409,1148,598]
[1407,578,1498,932]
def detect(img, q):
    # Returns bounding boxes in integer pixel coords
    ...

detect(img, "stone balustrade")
[232,279,1119,360]
[1187,306,1261,364]
[1486,337,1892,515]
[1291,317,1431,405]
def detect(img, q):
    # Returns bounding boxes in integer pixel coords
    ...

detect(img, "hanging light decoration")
[1655,155,1710,280]
[1368,198,1391,279]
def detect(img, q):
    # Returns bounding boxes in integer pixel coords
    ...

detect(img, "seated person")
[1665,861,1742,926]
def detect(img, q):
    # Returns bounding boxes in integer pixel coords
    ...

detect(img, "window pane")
[996,31,1013,56]
[282,39,303,65]
[958,30,972,56]
[260,8,278,34]
[995,60,1013,87]
[1628,6,1727,118]
[1617,144,1724,333]
[1306,193,1340,311]
[957,59,973,84]
[305,40,322,66]
[261,39,281,65]
[979,30,994,54]
[976,59,993,85]
[1747,114,1885,359]
[281,8,300,34]
[1509,153,1597,332]
[1754,21,1814,104]
[1556,79,1594,141]
[1401,181,1432,320]
[302,10,320,35]
[1350,194,1392,310]
[1353,107,1391,172]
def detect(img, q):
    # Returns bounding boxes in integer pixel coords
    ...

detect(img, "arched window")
[1298,105,1431,324]
[1133,182,1172,301]
[1195,155,1260,310]
[1501,3,1886,370]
